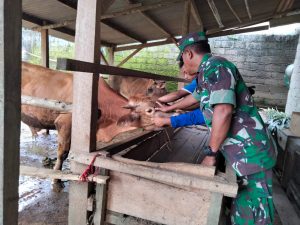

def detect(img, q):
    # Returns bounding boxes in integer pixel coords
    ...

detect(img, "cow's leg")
[52,114,72,191]
[29,126,41,139]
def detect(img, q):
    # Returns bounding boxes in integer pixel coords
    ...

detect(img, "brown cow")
[109,76,167,101]
[21,62,169,177]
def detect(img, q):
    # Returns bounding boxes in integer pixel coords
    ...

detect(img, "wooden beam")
[117,48,142,67]
[22,12,75,37]
[206,193,223,225]
[225,0,242,23]
[23,13,114,47]
[112,155,216,177]
[115,38,179,51]
[57,58,188,83]
[41,28,49,68]
[208,25,269,38]
[191,0,204,29]
[100,50,109,65]
[20,165,109,184]
[102,20,146,43]
[21,95,72,112]
[71,152,238,197]
[0,0,21,224]
[68,0,102,224]
[31,20,75,31]
[31,0,184,30]
[56,0,77,9]
[139,12,178,46]
[102,0,185,20]
[182,0,191,35]
[270,14,300,27]
[207,0,224,28]
[244,0,252,20]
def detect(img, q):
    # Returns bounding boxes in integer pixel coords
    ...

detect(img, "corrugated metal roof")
[22,0,300,47]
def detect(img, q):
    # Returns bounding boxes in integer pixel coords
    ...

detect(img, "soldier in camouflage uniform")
[177,32,277,225]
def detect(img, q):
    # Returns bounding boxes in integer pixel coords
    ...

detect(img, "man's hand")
[152,117,171,127]
[155,101,171,112]
[201,156,216,166]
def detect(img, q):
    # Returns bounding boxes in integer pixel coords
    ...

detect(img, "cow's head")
[146,80,167,100]
[117,94,171,130]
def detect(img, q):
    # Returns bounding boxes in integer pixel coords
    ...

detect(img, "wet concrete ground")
[19,123,69,225]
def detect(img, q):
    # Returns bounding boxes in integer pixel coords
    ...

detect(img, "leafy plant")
[261,108,290,135]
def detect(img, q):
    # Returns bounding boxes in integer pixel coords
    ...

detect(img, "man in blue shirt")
[154,63,205,128]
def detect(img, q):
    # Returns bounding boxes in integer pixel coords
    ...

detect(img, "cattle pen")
[1,0,300,225]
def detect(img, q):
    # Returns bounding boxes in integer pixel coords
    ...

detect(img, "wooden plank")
[113,156,215,177]
[21,95,72,112]
[182,0,191,36]
[57,58,188,83]
[207,0,224,28]
[206,193,223,225]
[116,47,142,67]
[191,0,204,29]
[139,11,178,46]
[225,0,242,23]
[72,152,238,197]
[94,167,109,224]
[107,172,212,225]
[101,0,185,20]
[20,165,108,183]
[41,28,49,68]
[115,37,179,51]
[69,163,94,225]
[101,50,109,65]
[270,14,300,28]
[68,0,102,224]
[97,130,156,154]
[208,25,269,38]
[244,0,252,20]
[119,128,174,161]
[71,0,101,154]
[273,177,300,225]
[102,20,146,43]
[0,1,21,224]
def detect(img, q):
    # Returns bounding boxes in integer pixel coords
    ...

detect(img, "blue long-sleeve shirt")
[170,109,205,128]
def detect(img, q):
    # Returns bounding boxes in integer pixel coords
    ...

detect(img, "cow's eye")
[146,108,153,114]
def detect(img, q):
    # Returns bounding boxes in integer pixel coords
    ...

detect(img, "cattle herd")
[21,62,171,185]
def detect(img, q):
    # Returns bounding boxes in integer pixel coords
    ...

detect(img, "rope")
[79,153,102,182]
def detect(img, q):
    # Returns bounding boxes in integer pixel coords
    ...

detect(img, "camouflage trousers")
[231,169,274,225]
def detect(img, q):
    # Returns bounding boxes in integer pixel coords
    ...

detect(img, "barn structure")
[1,0,300,225]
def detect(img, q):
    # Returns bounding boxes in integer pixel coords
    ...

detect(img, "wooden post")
[41,28,49,68]
[0,0,22,224]
[178,0,191,90]
[107,47,120,91]
[68,0,102,224]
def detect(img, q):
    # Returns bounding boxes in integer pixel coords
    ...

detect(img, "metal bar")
[57,58,188,82]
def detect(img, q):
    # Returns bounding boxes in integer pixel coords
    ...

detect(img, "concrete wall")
[285,34,300,115]
[115,33,299,109]
[209,34,298,109]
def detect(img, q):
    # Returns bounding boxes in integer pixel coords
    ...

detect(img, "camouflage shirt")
[193,54,276,176]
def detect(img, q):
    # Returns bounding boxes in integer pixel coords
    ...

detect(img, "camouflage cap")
[177,31,208,60]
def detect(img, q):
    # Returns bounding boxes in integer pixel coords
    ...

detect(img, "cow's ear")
[117,113,140,127]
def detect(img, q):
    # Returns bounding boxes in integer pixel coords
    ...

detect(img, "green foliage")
[111,44,180,92]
